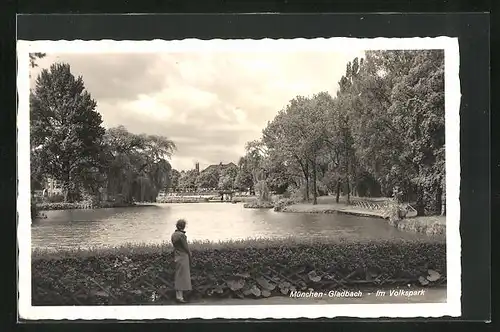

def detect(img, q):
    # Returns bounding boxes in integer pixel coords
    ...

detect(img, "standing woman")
[171,219,192,303]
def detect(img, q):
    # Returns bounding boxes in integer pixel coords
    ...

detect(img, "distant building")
[201,162,237,174]
[195,162,200,173]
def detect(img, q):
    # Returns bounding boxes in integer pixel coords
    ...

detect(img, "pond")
[32,203,438,250]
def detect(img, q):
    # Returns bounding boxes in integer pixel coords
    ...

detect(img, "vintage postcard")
[17,37,461,320]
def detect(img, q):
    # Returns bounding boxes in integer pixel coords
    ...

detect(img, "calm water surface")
[32,203,436,250]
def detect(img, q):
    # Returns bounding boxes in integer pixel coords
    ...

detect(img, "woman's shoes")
[175,298,187,303]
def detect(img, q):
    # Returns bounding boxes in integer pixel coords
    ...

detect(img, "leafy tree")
[218,164,238,190]
[263,94,331,204]
[348,51,418,197]
[263,98,311,201]
[304,92,332,204]
[238,50,444,215]
[388,50,445,215]
[234,156,254,193]
[263,151,295,194]
[244,140,270,201]
[168,169,181,192]
[195,167,220,190]
[178,170,198,192]
[30,62,105,202]
[103,126,175,202]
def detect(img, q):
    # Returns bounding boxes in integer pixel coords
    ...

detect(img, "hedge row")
[36,201,137,211]
[32,239,446,305]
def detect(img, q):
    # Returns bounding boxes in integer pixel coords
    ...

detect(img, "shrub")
[36,201,136,211]
[44,194,65,203]
[289,185,306,202]
[243,200,274,209]
[32,238,446,305]
[157,196,209,203]
[273,198,296,212]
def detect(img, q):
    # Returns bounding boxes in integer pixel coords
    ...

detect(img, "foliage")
[243,200,274,209]
[30,62,176,205]
[29,53,46,68]
[32,238,446,305]
[233,157,254,192]
[178,170,198,192]
[168,169,181,192]
[348,50,445,215]
[36,201,137,211]
[30,63,106,202]
[103,126,175,203]
[195,167,220,190]
[157,196,209,203]
[218,164,238,190]
[241,50,445,216]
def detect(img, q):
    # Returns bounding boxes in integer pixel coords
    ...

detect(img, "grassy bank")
[243,200,275,209]
[36,201,140,211]
[32,237,446,305]
[396,216,446,236]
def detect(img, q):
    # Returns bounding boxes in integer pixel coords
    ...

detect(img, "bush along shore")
[32,238,446,305]
[157,196,211,203]
[36,201,140,211]
[243,200,275,209]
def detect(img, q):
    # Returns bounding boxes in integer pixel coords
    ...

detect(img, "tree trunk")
[344,133,350,205]
[413,112,425,216]
[304,162,310,202]
[336,178,341,203]
[63,164,71,202]
[312,160,318,205]
[346,177,350,204]
[415,185,425,216]
[435,181,442,215]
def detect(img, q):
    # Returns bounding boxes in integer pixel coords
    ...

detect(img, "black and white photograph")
[17,37,461,320]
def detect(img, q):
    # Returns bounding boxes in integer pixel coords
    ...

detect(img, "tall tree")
[30,63,105,202]
[218,164,239,190]
[388,50,445,215]
[305,92,332,204]
[178,170,198,192]
[168,169,181,192]
[348,50,444,215]
[104,126,175,202]
[263,97,313,201]
[234,156,254,193]
[244,140,269,201]
[195,167,220,190]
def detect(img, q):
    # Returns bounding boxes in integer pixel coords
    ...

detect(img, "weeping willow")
[103,126,176,203]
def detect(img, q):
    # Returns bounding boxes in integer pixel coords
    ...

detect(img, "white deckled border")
[17,37,461,320]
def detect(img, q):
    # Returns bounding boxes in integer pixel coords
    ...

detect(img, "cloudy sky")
[30,50,364,171]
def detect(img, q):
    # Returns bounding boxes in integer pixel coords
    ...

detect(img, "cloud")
[30,48,364,170]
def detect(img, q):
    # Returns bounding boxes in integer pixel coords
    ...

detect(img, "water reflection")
[32,203,439,250]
